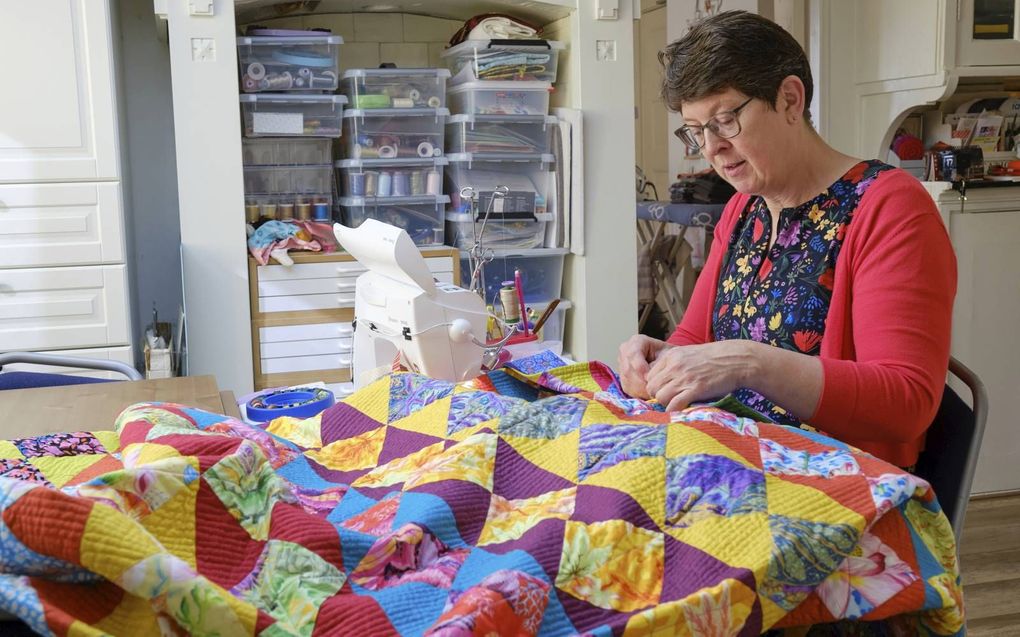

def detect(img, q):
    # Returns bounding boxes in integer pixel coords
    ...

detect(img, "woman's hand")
[645,340,757,412]
[617,335,673,399]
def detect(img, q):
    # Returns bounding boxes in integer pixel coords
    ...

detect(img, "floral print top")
[712,160,894,425]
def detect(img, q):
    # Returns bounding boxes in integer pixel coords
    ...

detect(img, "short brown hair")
[659,11,812,119]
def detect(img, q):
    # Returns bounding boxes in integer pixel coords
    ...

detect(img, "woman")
[618,11,956,468]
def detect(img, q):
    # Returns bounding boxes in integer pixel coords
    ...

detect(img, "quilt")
[0,354,964,636]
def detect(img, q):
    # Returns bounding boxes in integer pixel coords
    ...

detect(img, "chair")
[0,351,143,390]
[913,356,989,544]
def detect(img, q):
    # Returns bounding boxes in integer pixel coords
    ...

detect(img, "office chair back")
[913,357,989,544]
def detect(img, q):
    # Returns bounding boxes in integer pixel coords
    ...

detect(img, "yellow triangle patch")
[500,429,579,483]
[765,474,864,527]
[307,425,387,472]
[447,419,499,442]
[666,424,757,469]
[581,400,623,426]
[266,414,323,449]
[340,374,392,423]
[138,479,200,569]
[94,430,120,453]
[477,487,576,546]
[389,396,453,439]
[665,511,770,571]
[0,440,23,460]
[29,454,105,488]
[581,455,666,528]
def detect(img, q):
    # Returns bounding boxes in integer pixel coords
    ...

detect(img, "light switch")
[189,0,214,16]
[596,0,619,20]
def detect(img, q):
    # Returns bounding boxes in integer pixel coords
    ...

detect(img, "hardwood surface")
[0,375,226,438]
[961,495,1020,635]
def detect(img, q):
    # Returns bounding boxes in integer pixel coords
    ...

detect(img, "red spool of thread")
[892,132,925,160]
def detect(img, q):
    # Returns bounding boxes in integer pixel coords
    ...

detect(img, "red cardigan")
[667,169,957,467]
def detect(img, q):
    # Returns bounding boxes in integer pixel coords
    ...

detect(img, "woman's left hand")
[645,340,758,412]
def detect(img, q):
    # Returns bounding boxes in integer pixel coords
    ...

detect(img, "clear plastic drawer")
[341,68,450,109]
[240,94,347,137]
[446,153,554,217]
[446,114,556,155]
[342,108,448,159]
[242,138,333,166]
[336,157,447,198]
[237,34,343,92]
[441,39,565,84]
[447,80,552,115]
[445,211,552,250]
[339,195,449,246]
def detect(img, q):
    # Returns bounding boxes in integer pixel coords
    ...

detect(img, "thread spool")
[263,72,294,90]
[377,171,393,197]
[392,171,410,196]
[312,202,330,221]
[297,67,312,79]
[279,203,295,219]
[364,171,379,196]
[296,201,312,220]
[425,169,441,195]
[427,96,442,108]
[377,145,397,159]
[242,77,258,92]
[246,62,266,80]
[392,97,414,108]
[409,170,424,195]
[416,141,434,158]
[408,88,422,102]
[349,172,366,196]
[293,77,306,88]
[261,202,278,220]
[500,282,521,324]
[245,203,260,224]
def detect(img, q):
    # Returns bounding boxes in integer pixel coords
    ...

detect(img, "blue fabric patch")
[394,492,466,549]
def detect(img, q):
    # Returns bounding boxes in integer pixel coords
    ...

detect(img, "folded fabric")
[448,13,543,46]
[467,16,538,40]
[247,220,338,266]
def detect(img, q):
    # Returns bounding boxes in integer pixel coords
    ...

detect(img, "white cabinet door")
[956,0,1020,66]
[0,265,129,352]
[0,0,120,182]
[949,207,1020,493]
[0,182,125,267]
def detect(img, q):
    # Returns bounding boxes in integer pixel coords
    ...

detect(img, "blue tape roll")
[246,387,334,422]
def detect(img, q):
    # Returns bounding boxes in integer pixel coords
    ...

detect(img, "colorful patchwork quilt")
[0,354,964,636]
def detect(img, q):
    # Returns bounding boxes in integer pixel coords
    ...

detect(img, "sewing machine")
[333,219,494,388]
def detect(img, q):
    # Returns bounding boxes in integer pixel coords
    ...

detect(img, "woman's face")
[680,88,789,197]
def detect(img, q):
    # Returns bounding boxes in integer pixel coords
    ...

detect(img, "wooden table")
[0,375,240,438]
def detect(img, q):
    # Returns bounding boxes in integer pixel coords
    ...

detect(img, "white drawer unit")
[0,182,125,268]
[257,270,455,313]
[259,321,354,343]
[0,265,129,351]
[261,353,353,375]
[260,337,353,359]
[258,276,358,298]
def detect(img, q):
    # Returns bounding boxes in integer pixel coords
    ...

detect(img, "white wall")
[113,0,183,370]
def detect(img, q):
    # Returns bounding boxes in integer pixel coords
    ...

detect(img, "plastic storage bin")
[243,195,333,223]
[446,153,554,216]
[242,138,332,166]
[237,34,343,92]
[442,39,565,84]
[336,157,447,198]
[342,68,451,109]
[243,165,335,222]
[447,80,551,115]
[460,248,567,305]
[445,211,552,250]
[339,195,449,246]
[342,108,448,159]
[240,94,347,137]
[446,115,556,154]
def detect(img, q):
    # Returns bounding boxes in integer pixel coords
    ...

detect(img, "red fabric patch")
[4,489,92,565]
[268,501,344,571]
[793,330,823,352]
[758,257,773,281]
[818,267,835,291]
[65,455,124,487]
[752,216,764,242]
[313,587,399,636]
[34,577,124,631]
[194,479,265,589]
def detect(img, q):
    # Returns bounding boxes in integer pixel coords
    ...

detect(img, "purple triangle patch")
[553,587,637,633]
[573,484,659,532]
[493,438,576,500]
[660,533,758,608]
[481,517,566,581]
[377,426,445,466]
[320,403,386,445]
[409,479,493,546]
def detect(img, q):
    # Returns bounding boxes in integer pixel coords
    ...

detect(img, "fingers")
[665,389,698,413]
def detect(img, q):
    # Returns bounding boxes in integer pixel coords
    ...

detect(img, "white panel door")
[0,0,120,182]
[949,207,1020,494]
[957,0,1020,66]
[0,265,129,351]
[0,182,125,267]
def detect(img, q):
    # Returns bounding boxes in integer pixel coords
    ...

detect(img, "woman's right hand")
[617,335,672,399]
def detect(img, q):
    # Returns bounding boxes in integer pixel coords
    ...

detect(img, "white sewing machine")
[333,219,493,388]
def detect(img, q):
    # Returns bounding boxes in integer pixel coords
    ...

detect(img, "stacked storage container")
[336,68,451,246]
[237,31,345,224]
[441,37,568,327]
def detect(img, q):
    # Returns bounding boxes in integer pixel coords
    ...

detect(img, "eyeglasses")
[674,97,755,150]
